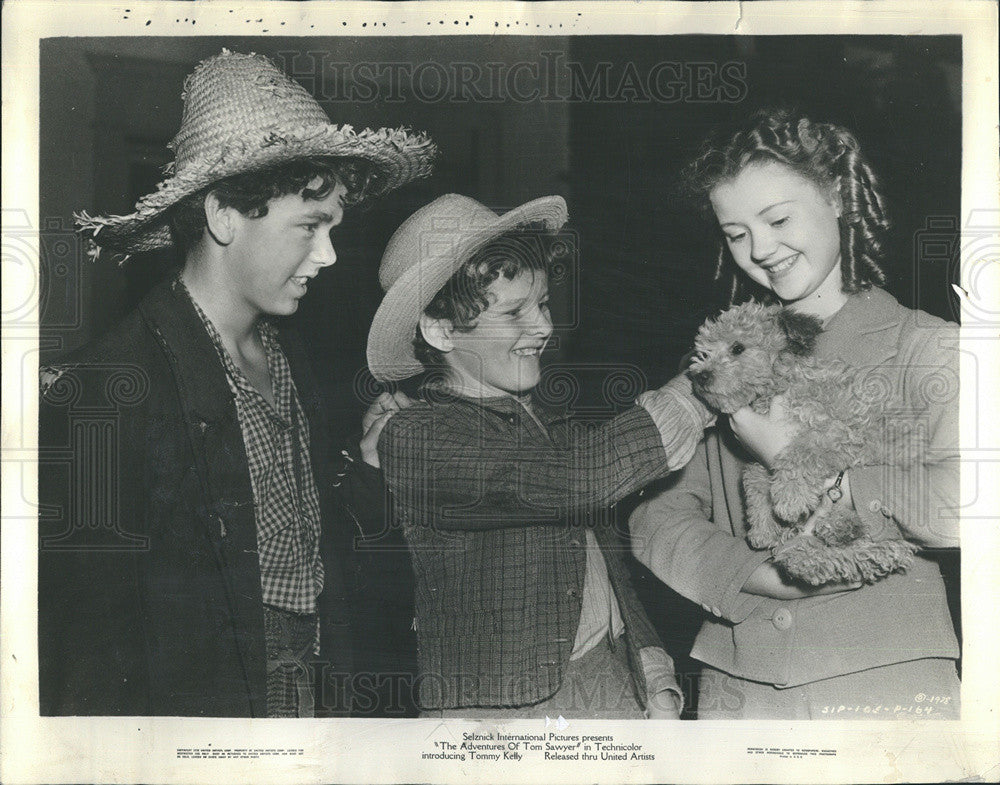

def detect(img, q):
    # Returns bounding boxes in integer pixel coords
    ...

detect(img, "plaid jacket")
[380,391,679,709]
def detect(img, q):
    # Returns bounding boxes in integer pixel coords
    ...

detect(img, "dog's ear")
[776,308,823,355]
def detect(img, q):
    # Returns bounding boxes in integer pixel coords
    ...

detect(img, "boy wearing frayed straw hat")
[38,50,435,717]
[367,194,714,718]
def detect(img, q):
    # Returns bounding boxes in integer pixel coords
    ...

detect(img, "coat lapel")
[137,279,255,512]
[818,288,905,368]
[138,278,266,716]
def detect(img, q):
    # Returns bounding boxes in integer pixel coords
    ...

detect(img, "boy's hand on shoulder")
[360,391,415,468]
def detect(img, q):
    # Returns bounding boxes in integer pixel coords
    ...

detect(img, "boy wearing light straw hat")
[367,194,714,718]
[38,50,435,717]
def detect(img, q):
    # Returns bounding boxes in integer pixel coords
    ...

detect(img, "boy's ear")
[418,313,454,353]
[776,308,822,356]
[203,191,236,245]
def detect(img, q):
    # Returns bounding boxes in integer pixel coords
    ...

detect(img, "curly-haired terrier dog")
[687,301,918,585]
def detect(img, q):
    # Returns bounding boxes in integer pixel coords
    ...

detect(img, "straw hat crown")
[377,194,511,292]
[76,49,437,258]
[169,50,331,172]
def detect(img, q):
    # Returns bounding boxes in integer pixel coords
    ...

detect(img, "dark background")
[39,35,962,717]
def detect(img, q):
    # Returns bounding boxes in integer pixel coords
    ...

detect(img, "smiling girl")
[631,109,961,719]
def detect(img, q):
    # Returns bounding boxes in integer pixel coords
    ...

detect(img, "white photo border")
[2,2,998,783]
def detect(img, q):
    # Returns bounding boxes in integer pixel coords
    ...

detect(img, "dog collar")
[826,470,847,502]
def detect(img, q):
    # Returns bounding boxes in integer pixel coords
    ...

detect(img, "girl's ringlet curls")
[684,108,889,304]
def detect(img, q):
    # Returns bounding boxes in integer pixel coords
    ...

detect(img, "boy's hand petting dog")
[729,395,799,469]
[360,391,415,468]
[639,374,716,472]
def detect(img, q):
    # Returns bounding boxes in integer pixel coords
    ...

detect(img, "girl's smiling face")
[709,160,846,318]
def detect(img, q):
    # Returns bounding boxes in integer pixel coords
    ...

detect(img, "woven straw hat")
[366,193,568,382]
[75,50,437,257]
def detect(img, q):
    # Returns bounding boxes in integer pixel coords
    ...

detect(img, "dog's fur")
[688,301,918,585]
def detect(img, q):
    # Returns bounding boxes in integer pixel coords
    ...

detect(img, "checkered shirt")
[180,281,324,619]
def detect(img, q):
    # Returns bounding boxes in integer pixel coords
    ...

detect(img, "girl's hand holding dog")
[743,558,863,599]
[730,394,858,516]
[729,395,799,468]
[732,397,864,597]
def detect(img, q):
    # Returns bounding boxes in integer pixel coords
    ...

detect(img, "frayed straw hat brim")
[366,195,568,382]
[76,124,435,257]
[75,50,437,259]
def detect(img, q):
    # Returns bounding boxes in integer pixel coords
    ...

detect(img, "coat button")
[772,608,793,631]
[868,500,883,513]
[567,588,579,599]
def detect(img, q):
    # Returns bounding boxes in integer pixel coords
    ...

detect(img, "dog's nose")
[691,369,713,387]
